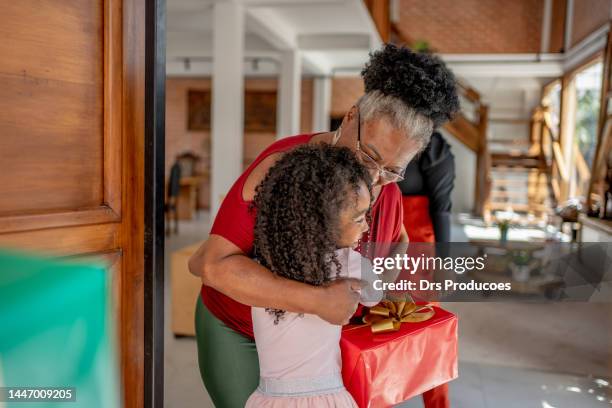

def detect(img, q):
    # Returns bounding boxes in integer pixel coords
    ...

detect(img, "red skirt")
[402,195,435,243]
[401,195,449,408]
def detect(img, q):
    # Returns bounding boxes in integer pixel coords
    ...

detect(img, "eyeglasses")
[355,109,406,183]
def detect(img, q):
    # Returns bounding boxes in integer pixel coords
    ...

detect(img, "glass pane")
[574,62,603,168]
[544,82,562,138]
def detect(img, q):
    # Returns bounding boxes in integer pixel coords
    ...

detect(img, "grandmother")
[189,44,460,408]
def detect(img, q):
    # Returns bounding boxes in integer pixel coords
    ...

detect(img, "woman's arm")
[189,235,364,325]
[189,149,363,325]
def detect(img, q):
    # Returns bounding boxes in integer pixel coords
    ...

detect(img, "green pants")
[195,297,260,408]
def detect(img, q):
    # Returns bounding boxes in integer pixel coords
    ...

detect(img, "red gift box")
[341,306,458,408]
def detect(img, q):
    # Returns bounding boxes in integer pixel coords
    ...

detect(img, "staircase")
[364,1,608,225]
[487,151,554,221]
[391,19,558,222]
[487,137,543,211]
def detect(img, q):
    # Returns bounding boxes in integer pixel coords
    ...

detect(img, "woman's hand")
[315,278,365,325]
[190,235,366,322]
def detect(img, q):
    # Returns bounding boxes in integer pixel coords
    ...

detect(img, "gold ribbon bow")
[362,298,435,334]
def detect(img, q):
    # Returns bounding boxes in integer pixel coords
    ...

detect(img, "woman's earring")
[331,125,342,146]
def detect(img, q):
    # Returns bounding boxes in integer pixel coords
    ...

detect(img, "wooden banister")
[552,142,569,181]
[587,23,612,213]
[443,115,480,152]
[473,105,490,216]
[456,80,481,105]
[574,143,591,182]
[363,0,390,43]
[542,110,560,142]
[532,91,597,206]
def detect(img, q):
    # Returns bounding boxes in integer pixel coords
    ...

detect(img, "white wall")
[440,128,476,214]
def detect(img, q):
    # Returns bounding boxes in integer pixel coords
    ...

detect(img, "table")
[468,239,564,297]
[177,175,206,220]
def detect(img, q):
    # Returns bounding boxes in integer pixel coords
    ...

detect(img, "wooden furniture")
[0,1,148,407]
[176,151,201,177]
[172,152,206,220]
[469,239,564,297]
[178,175,206,220]
[171,241,204,336]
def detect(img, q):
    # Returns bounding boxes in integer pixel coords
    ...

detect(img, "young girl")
[245,144,381,408]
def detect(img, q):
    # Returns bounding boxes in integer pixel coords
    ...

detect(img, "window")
[573,61,603,168]
[543,81,562,137]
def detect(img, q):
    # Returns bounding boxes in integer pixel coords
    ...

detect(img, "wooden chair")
[176,152,201,177]
[176,151,203,219]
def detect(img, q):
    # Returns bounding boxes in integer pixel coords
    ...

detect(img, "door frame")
[144,0,166,406]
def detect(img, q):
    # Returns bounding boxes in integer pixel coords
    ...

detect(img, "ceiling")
[166,0,381,76]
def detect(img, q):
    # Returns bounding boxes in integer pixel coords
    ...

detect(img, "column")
[277,49,301,138]
[211,1,244,217]
[312,76,331,132]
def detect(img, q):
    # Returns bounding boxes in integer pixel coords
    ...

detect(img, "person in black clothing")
[395,131,455,408]
[397,131,455,243]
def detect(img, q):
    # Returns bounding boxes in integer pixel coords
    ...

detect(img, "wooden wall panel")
[0,2,103,84]
[0,224,120,255]
[0,1,147,407]
[0,0,104,215]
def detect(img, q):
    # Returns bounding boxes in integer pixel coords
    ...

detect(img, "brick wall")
[571,0,611,47]
[166,77,313,209]
[395,0,544,53]
[331,77,364,118]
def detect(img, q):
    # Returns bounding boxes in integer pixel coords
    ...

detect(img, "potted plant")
[509,249,532,282]
[497,219,510,243]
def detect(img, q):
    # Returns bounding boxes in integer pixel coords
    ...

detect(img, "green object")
[500,228,508,243]
[0,250,120,408]
[412,40,432,53]
[195,298,259,407]
[498,221,510,243]
[511,250,531,265]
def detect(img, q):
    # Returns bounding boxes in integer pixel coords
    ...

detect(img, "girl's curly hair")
[251,144,372,323]
[361,43,460,128]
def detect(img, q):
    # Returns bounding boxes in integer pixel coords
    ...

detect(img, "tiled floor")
[163,212,612,408]
[163,212,214,408]
[398,363,612,408]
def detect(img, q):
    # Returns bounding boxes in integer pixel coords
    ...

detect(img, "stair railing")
[573,142,592,199]
[474,105,491,217]
[537,106,569,203]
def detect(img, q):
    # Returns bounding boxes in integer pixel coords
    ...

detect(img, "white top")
[252,248,380,380]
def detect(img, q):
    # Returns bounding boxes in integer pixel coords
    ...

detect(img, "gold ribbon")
[361,298,435,334]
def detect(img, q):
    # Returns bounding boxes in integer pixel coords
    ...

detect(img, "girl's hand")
[316,278,366,325]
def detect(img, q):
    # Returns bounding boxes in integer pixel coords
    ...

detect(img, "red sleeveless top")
[200,133,404,339]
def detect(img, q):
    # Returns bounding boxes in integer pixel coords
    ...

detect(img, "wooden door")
[0,1,148,407]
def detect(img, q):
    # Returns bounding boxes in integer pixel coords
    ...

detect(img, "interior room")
[163,1,612,407]
[1,1,611,408]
